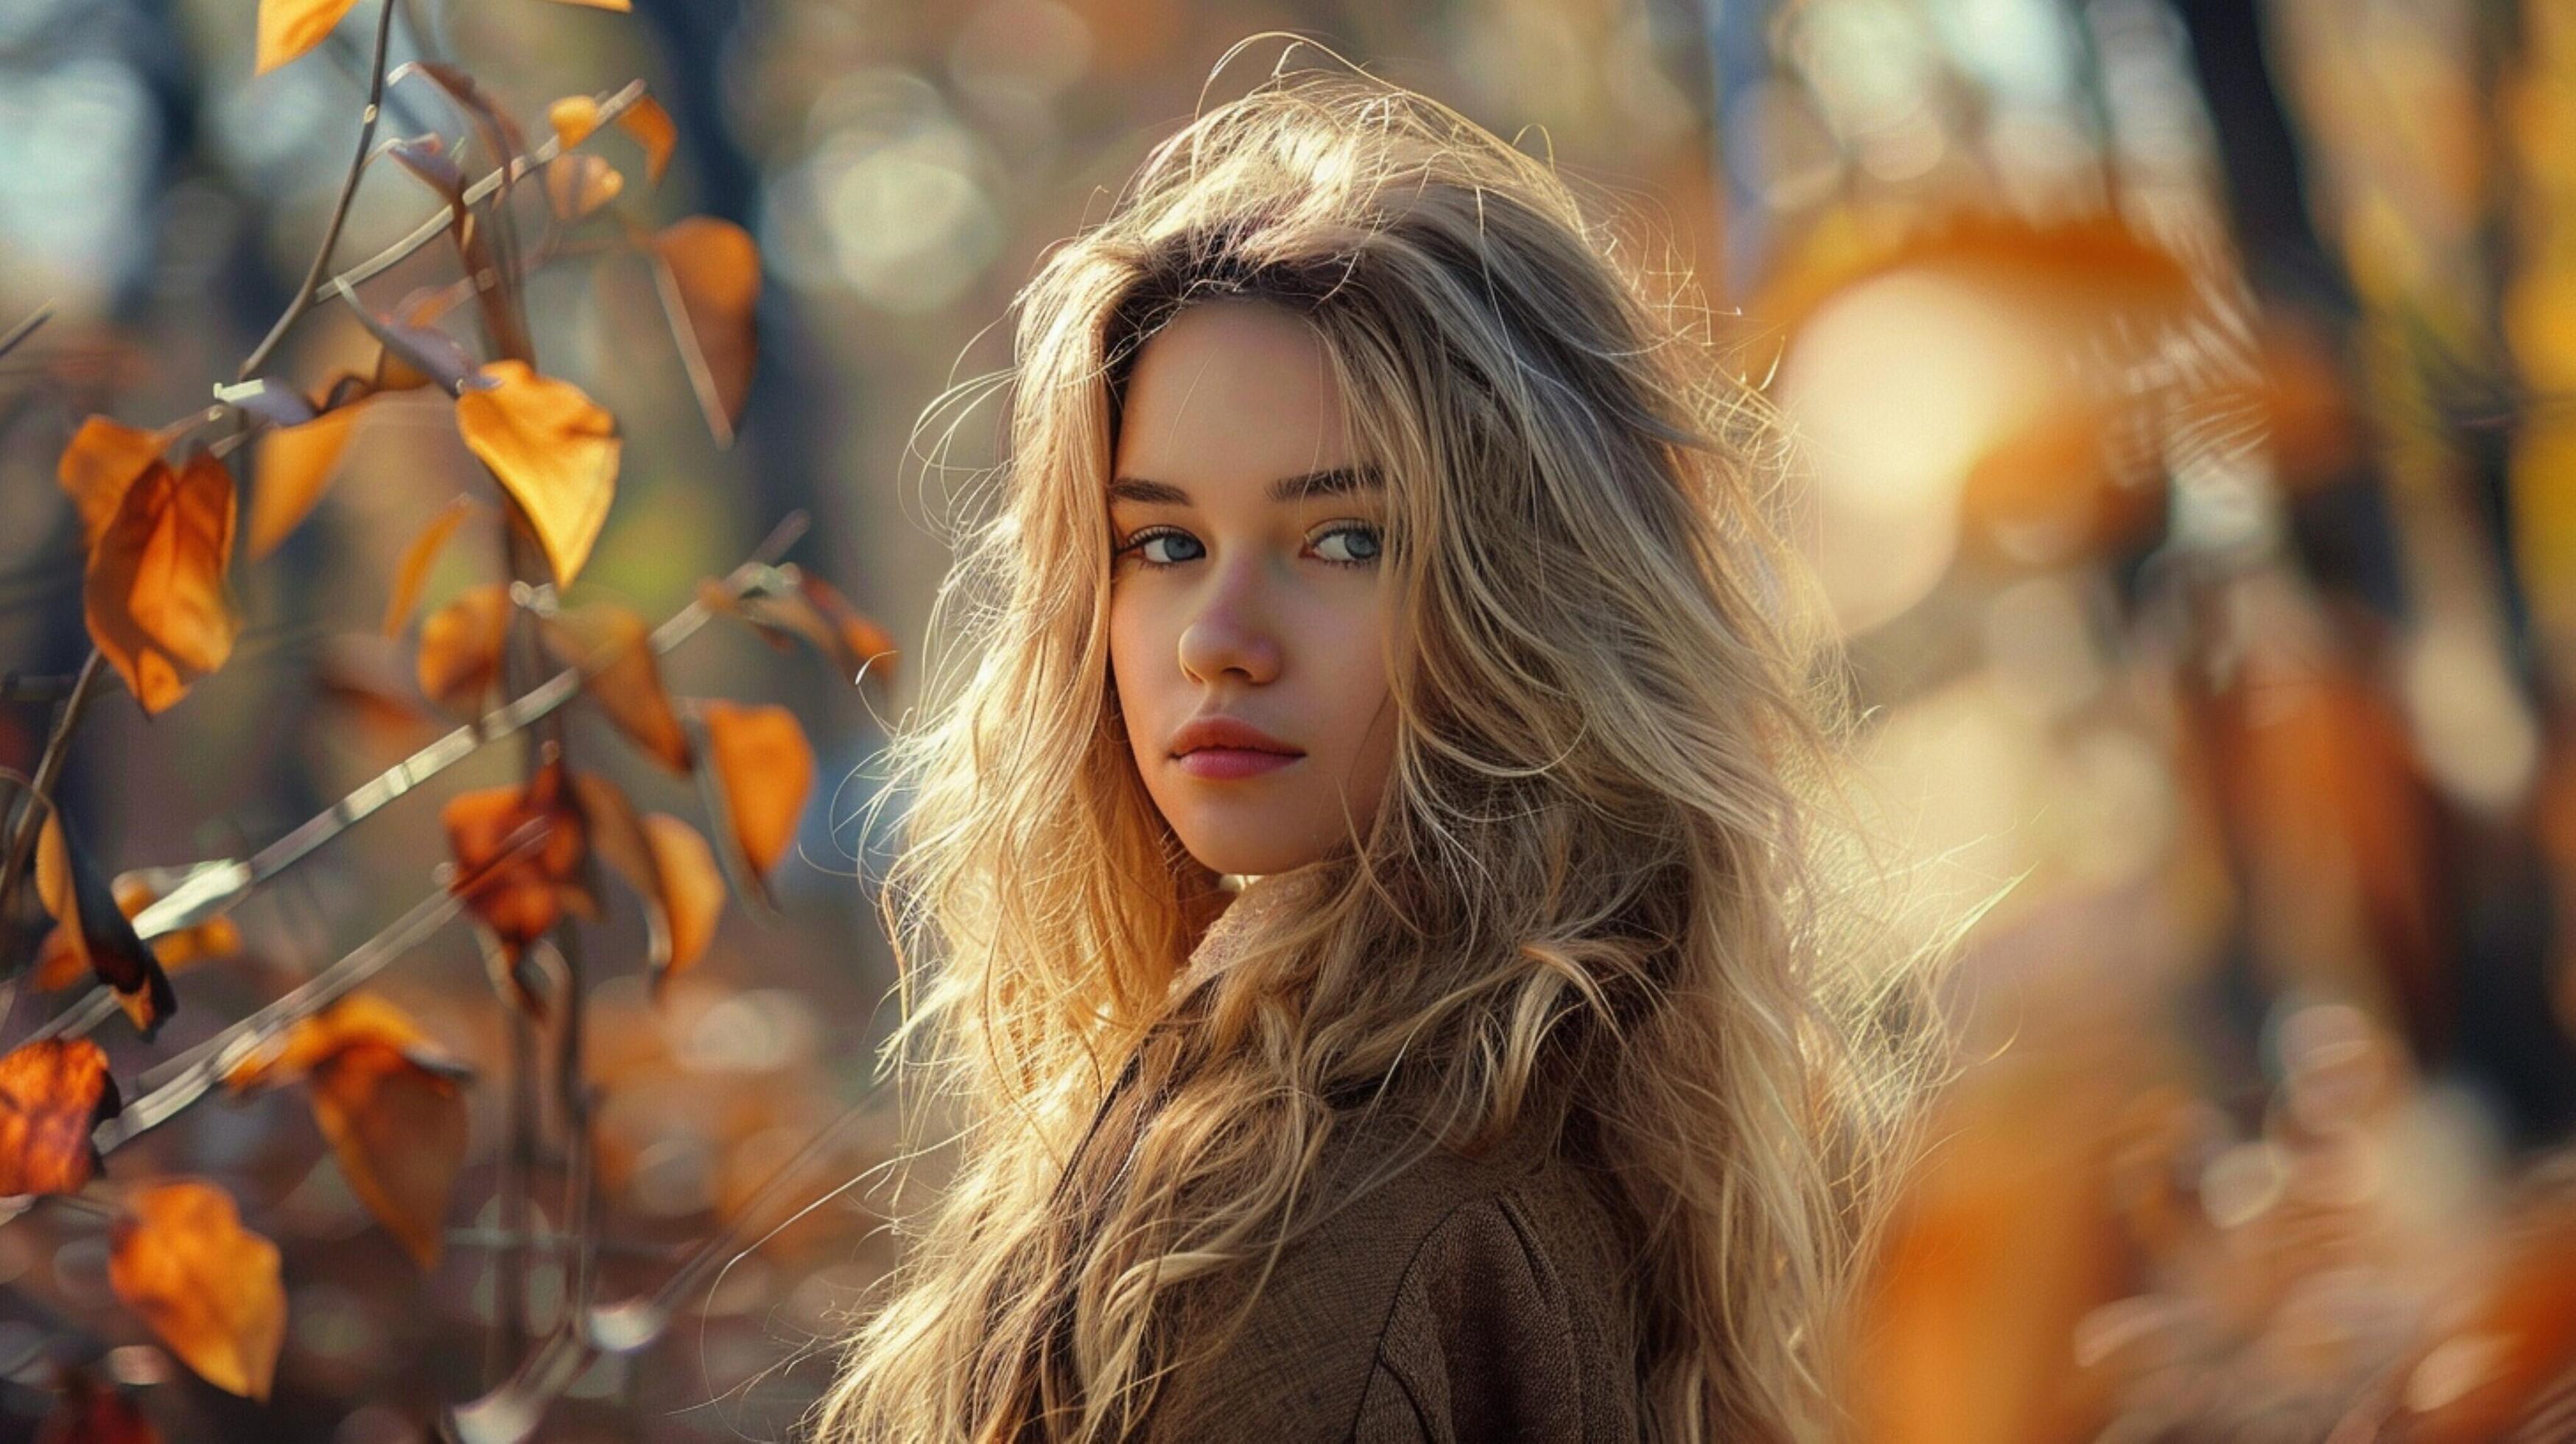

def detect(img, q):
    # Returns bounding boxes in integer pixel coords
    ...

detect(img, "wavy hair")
[812,41,1970,1444]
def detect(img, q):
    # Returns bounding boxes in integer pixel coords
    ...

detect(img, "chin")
[1176,829,1333,879]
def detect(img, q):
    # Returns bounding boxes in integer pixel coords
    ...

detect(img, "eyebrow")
[1106,466,1383,507]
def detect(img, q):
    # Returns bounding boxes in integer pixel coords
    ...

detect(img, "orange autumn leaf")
[56,417,166,553]
[543,154,624,221]
[701,701,813,880]
[312,1041,470,1269]
[547,0,632,10]
[549,92,674,182]
[621,95,676,183]
[453,360,620,589]
[0,1039,121,1196]
[256,0,361,73]
[222,991,466,1093]
[35,875,236,992]
[383,495,480,639]
[107,1181,285,1401]
[797,569,898,689]
[247,400,368,559]
[415,582,513,717]
[566,772,722,985]
[222,995,471,1271]
[546,94,603,148]
[643,812,723,988]
[441,749,592,965]
[701,565,897,690]
[83,452,240,717]
[652,217,759,446]
[542,603,692,773]
[33,813,177,1037]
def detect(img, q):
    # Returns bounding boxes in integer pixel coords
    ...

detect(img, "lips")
[1168,715,1304,759]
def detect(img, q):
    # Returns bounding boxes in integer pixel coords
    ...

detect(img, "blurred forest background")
[4,0,2576,1439]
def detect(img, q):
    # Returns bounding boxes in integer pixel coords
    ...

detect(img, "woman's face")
[1107,298,1400,878]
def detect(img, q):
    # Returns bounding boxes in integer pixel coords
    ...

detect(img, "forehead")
[1111,298,1357,491]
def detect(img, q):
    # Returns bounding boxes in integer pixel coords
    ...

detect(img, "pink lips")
[1176,748,1302,779]
[1168,714,1305,780]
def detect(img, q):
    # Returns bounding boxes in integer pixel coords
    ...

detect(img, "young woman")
[813,44,1959,1444]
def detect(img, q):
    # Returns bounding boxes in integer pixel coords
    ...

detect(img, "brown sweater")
[1131,867,1649,1440]
[1139,1101,1649,1441]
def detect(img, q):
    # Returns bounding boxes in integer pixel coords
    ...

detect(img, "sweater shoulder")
[1146,1115,1640,1442]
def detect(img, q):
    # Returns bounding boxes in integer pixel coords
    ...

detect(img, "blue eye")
[1115,527,1204,568]
[1111,522,1383,571]
[1312,522,1381,567]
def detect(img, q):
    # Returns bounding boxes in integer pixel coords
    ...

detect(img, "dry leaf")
[797,569,898,689]
[643,813,723,988]
[312,1041,469,1269]
[33,813,177,1037]
[35,875,236,992]
[107,1181,285,1401]
[651,217,759,446]
[701,701,813,880]
[415,583,513,717]
[83,452,240,718]
[566,773,723,984]
[544,154,624,220]
[56,418,166,554]
[621,95,676,183]
[441,749,591,967]
[701,566,896,689]
[542,603,691,772]
[547,0,633,10]
[248,399,368,559]
[222,991,468,1093]
[454,360,620,589]
[255,0,360,74]
[0,1039,121,1196]
[384,495,479,639]
[547,94,603,148]
[221,995,472,1270]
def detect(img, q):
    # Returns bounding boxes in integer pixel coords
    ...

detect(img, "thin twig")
[321,81,648,311]
[0,305,52,362]
[236,0,401,384]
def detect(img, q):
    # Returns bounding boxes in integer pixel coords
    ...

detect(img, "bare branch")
[237,0,402,383]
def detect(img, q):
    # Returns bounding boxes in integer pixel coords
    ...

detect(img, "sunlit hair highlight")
[813,40,1973,1444]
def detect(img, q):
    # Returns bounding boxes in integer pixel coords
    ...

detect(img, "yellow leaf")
[702,701,812,879]
[256,0,364,75]
[108,1181,285,1401]
[644,813,723,985]
[620,94,677,183]
[544,153,625,221]
[248,400,367,559]
[547,94,601,149]
[414,582,512,716]
[653,217,760,445]
[453,361,620,590]
[383,495,479,638]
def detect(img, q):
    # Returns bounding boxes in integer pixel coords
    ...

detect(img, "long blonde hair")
[813,42,1967,1444]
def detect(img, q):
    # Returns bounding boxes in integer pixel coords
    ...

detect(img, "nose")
[1175,552,1282,686]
